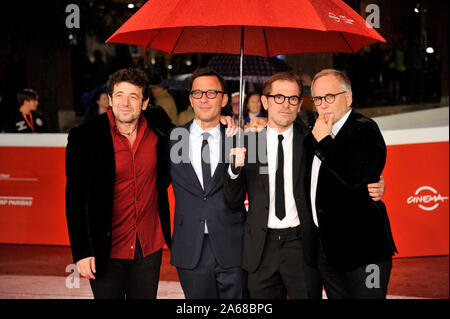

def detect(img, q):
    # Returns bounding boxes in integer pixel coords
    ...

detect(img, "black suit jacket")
[65,106,173,274]
[224,122,319,273]
[169,122,246,269]
[305,110,397,271]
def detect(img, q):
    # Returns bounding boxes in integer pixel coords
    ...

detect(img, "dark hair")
[17,89,39,106]
[262,71,303,100]
[107,68,149,101]
[189,67,226,92]
[244,91,267,118]
[94,90,108,102]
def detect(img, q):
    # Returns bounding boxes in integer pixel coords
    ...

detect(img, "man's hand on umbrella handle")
[312,112,334,142]
[230,147,246,169]
[76,256,96,280]
[368,175,385,202]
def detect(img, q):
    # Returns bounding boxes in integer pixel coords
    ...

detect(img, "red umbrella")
[107,0,385,134]
[107,0,384,56]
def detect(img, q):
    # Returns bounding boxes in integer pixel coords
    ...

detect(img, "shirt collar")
[107,107,147,135]
[190,119,221,139]
[331,108,352,138]
[267,123,293,141]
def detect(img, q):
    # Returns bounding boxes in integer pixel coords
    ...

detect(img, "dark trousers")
[318,239,392,299]
[177,235,247,299]
[89,239,163,299]
[248,227,322,299]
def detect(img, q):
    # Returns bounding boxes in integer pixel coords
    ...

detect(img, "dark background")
[0,0,448,132]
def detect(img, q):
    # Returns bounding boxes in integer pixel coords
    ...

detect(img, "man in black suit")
[224,71,388,299]
[65,68,173,299]
[169,68,247,298]
[224,71,323,299]
[307,69,397,298]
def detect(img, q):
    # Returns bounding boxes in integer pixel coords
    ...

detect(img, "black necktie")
[275,134,286,220]
[201,132,211,190]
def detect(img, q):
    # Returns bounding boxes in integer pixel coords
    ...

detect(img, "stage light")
[426,47,434,54]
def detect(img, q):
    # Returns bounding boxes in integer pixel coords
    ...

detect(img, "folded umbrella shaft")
[238,26,244,146]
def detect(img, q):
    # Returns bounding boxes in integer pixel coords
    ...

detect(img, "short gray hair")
[311,69,352,95]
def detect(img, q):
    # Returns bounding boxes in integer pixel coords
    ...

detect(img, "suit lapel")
[205,162,226,195]
[304,133,315,202]
[292,123,305,191]
[94,115,115,186]
[332,109,355,142]
[178,120,204,193]
[204,124,227,195]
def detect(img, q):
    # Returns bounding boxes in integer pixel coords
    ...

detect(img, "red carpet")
[0,244,447,298]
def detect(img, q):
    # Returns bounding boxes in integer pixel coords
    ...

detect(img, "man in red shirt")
[65,68,173,299]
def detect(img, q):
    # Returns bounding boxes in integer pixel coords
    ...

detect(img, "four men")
[66,66,394,299]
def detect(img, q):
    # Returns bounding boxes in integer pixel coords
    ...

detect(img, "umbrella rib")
[144,29,159,49]
[262,26,270,57]
[339,32,355,54]
[170,27,186,55]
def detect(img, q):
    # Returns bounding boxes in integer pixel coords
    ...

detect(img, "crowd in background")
[0,32,443,133]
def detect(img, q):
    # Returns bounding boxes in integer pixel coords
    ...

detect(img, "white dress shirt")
[310,109,352,227]
[266,125,300,229]
[189,119,221,233]
[228,124,300,229]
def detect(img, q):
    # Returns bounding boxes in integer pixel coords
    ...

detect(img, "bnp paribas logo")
[407,186,449,211]
[0,196,34,207]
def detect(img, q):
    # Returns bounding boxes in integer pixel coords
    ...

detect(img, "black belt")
[267,225,301,241]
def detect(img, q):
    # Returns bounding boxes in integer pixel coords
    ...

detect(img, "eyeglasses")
[311,91,347,106]
[265,94,301,106]
[190,90,225,99]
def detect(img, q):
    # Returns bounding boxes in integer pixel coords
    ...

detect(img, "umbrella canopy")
[107,0,386,141]
[107,0,385,56]
[207,54,292,83]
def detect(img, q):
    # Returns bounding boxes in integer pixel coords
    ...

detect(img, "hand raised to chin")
[312,113,334,142]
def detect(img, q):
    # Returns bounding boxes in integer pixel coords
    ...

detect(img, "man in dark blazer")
[224,71,323,299]
[65,68,173,299]
[169,68,247,299]
[307,69,397,298]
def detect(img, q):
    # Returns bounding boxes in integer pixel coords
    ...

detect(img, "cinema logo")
[0,196,34,207]
[407,186,448,211]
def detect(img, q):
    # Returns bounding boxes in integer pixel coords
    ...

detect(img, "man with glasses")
[169,68,247,298]
[225,70,389,299]
[225,71,322,298]
[307,69,397,298]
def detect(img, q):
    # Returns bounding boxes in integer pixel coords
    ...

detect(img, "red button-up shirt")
[107,108,165,259]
